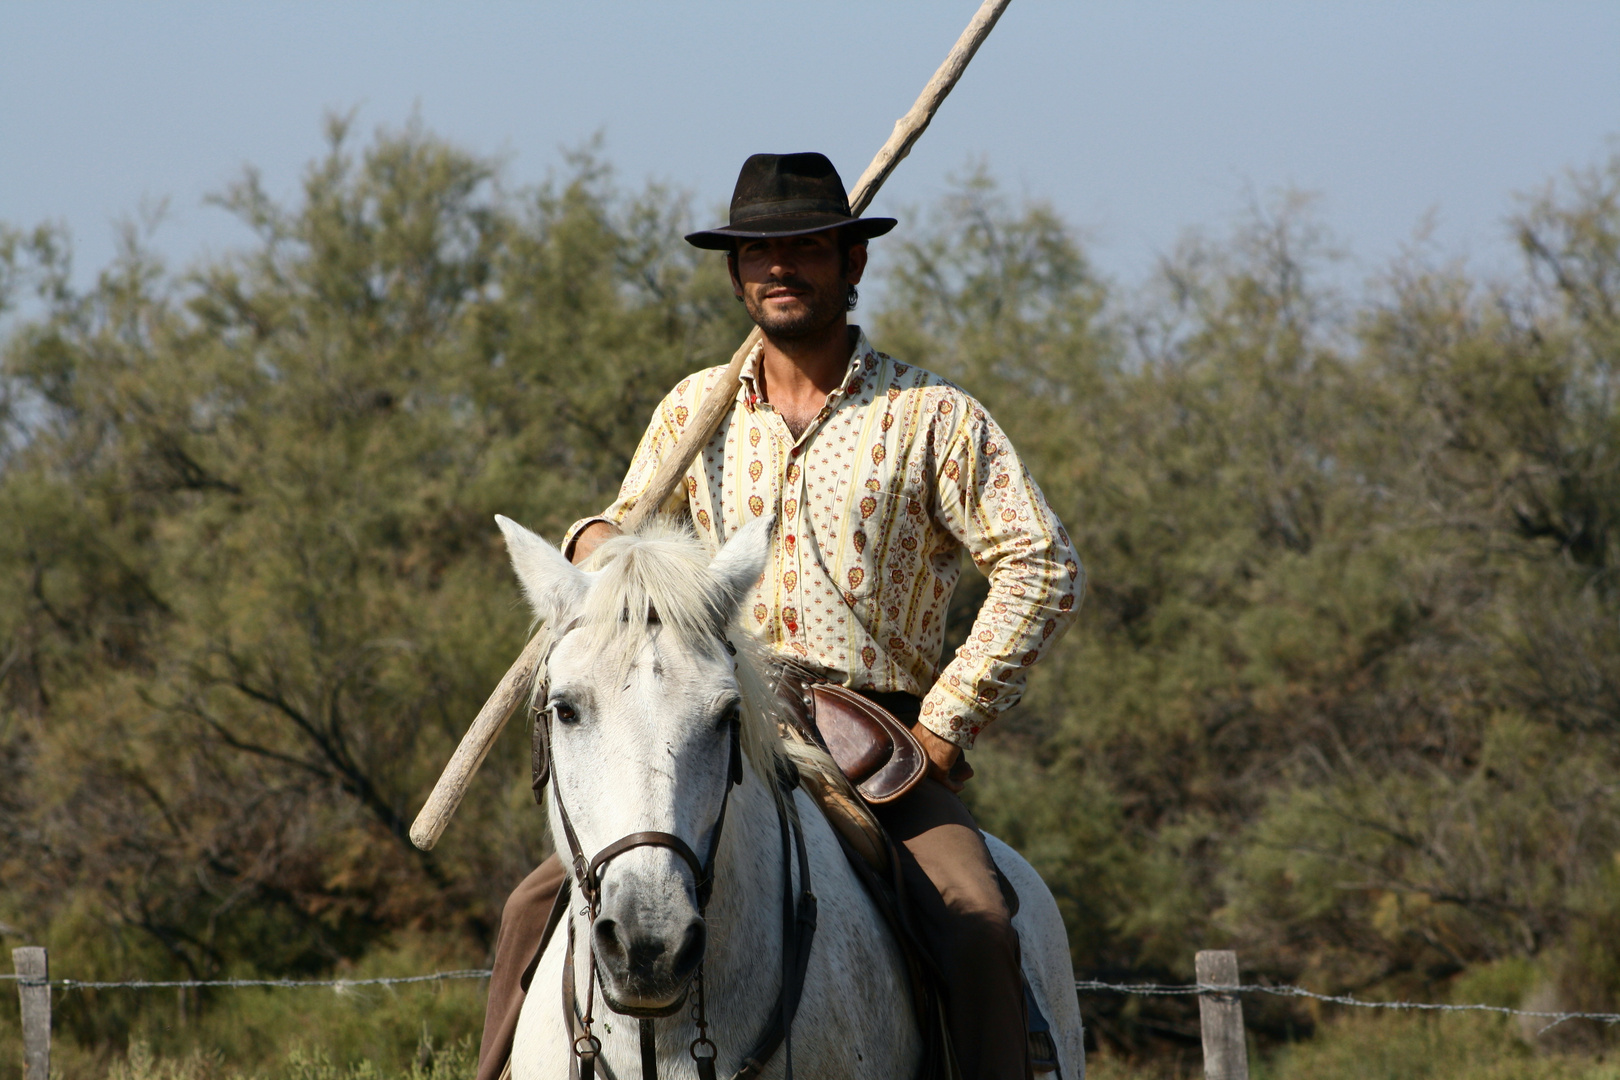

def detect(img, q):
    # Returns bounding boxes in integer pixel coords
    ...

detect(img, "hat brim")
[685,212,897,250]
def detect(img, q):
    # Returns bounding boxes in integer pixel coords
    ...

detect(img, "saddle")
[775,675,926,874]
[795,681,928,803]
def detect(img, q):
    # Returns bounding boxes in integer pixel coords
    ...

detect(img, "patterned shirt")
[563,330,1082,748]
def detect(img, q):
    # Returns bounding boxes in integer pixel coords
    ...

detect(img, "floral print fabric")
[563,331,1082,749]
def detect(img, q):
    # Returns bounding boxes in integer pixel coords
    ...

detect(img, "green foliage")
[5,123,1620,1071]
[880,155,1620,1056]
[0,118,745,1069]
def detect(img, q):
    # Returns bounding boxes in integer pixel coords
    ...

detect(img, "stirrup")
[1025,973,1061,1074]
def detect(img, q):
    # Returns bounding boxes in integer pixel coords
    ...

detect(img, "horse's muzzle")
[593,911,707,1016]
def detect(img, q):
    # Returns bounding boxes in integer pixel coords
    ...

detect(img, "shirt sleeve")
[919,397,1084,749]
[559,374,711,557]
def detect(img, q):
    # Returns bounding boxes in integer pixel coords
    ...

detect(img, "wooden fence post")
[1196,949,1249,1080]
[12,946,49,1080]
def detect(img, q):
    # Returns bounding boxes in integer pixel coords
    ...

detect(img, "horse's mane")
[562,521,793,783]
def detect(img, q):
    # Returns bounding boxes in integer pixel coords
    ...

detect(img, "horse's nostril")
[672,919,706,981]
[625,938,668,981]
[593,918,626,964]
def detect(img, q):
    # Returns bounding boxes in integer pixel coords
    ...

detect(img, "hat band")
[730,198,851,225]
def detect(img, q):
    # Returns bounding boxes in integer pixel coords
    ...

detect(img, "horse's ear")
[495,515,589,624]
[708,514,775,620]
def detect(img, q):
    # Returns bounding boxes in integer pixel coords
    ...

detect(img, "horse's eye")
[553,702,578,724]
[718,702,741,728]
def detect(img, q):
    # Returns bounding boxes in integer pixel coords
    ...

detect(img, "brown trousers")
[476,779,1030,1080]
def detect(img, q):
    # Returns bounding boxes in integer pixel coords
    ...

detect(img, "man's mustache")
[759,275,813,293]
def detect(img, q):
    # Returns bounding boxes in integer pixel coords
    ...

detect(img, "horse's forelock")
[569,523,785,781]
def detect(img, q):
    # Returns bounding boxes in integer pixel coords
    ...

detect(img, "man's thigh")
[872,778,1010,923]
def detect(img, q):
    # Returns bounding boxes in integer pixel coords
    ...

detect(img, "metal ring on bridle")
[542,628,816,1080]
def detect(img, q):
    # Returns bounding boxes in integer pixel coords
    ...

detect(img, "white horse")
[496,514,1084,1080]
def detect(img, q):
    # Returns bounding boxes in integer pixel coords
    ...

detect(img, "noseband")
[542,699,742,922]
[535,634,817,1080]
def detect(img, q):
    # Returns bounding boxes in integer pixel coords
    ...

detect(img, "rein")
[535,636,818,1080]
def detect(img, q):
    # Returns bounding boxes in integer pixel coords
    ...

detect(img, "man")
[479,152,1082,1080]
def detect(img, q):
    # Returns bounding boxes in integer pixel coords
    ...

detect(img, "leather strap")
[589,831,706,906]
[640,1018,658,1080]
[555,779,817,1080]
[733,786,817,1080]
[545,709,739,914]
[537,623,817,1080]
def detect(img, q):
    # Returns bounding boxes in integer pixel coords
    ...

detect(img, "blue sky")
[3,1,1618,292]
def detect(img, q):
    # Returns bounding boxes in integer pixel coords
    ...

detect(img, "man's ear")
[495,515,590,625]
[843,239,868,285]
[727,248,744,301]
[708,515,775,622]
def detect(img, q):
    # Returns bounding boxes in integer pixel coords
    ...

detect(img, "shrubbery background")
[4,119,1619,1076]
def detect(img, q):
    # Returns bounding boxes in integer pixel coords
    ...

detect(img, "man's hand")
[912,722,973,794]
[571,522,622,565]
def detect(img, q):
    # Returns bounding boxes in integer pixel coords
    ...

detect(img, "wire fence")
[1073,979,1620,1035]
[8,967,1619,1033]
[0,969,492,991]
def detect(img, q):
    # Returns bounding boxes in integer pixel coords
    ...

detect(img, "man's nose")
[767,243,798,274]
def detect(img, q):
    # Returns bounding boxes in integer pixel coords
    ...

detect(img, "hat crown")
[729,152,851,225]
[683,151,895,250]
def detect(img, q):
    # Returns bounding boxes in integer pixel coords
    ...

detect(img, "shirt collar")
[738,328,878,401]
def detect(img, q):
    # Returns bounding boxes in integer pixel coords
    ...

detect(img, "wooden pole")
[409,0,1015,852]
[1196,950,1250,1080]
[409,628,551,850]
[12,947,49,1080]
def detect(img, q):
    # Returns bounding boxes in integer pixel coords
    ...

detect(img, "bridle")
[534,633,818,1080]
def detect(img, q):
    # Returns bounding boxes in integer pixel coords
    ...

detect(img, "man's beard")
[743,276,846,341]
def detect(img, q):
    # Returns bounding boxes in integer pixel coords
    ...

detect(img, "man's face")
[730,230,867,340]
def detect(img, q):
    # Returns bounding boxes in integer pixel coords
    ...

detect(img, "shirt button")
[790,446,801,457]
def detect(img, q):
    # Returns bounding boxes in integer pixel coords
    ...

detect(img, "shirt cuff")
[918,680,997,750]
[561,516,617,562]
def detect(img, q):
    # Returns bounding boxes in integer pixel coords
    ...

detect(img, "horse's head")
[495,514,777,1015]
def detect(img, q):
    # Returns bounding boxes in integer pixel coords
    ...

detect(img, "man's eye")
[553,702,578,724]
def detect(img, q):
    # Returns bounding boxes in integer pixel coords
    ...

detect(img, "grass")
[0,936,485,1080]
[9,961,1620,1079]
[102,1036,475,1080]
[1082,1010,1620,1080]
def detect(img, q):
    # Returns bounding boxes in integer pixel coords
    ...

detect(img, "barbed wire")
[1074,979,1620,1034]
[0,969,491,990]
[7,968,1617,1035]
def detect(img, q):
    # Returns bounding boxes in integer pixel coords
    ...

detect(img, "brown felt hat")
[685,152,897,250]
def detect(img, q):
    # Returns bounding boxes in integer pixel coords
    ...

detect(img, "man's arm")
[920,395,1084,752]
